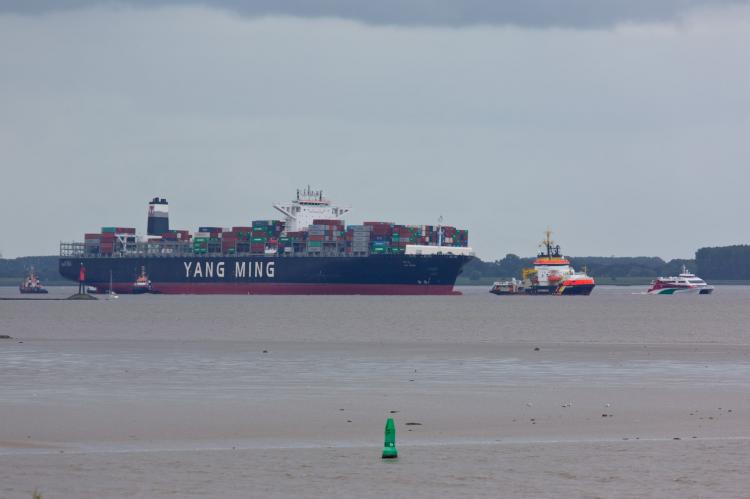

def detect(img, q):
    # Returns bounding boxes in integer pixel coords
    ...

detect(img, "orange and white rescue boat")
[490,230,595,296]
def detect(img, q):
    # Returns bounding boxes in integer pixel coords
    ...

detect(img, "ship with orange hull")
[490,230,595,296]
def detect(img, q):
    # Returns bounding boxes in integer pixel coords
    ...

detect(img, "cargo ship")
[489,230,595,296]
[59,188,474,295]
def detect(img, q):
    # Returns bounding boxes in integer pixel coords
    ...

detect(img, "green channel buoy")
[382,417,398,459]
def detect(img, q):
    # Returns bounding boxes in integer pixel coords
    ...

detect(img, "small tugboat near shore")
[19,267,48,294]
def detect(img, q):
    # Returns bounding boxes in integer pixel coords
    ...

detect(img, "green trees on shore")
[463,254,696,281]
[0,256,59,282]
[1,245,748,283]
[695,245,750,279]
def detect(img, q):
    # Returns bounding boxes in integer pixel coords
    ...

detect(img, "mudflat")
[2,286,750,497]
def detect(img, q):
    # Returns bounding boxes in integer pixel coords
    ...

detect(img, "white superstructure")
[273,186,350,232]
[647,265,714,295]
[405,245,474,256]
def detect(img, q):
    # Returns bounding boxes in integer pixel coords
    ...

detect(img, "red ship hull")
[90,282,461,296]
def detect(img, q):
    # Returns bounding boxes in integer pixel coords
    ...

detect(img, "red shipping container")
[115,227,136,234]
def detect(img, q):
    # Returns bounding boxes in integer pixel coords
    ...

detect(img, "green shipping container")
[102,227,116,233]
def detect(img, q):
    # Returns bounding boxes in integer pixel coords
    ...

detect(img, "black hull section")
[59,254,473,295]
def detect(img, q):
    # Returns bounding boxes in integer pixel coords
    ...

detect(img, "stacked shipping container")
[83,220,467,256]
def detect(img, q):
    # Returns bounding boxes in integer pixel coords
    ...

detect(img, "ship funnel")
[147,197,169,236]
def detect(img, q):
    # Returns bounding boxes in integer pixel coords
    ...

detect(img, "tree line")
[0,256,60,281]
[1,245,748,282]
[463,254,696,281]
[695,245,750,279]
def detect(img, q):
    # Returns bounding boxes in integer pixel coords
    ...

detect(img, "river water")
[2,285,750,497]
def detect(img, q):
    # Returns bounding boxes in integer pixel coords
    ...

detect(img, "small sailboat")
[105,270,118,299]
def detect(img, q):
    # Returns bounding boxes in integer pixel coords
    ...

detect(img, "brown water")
[2,286,750,497]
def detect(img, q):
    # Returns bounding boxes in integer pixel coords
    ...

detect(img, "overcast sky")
[1,0,749,260]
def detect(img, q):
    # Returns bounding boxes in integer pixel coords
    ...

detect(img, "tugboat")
[490,230,596,296]
[489,278,525,295]
[647,266,714,295]
[132,267,153,294]
[19,267,49,294]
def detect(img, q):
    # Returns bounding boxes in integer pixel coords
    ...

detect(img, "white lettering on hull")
[235,261,245,277]
[186,260,276,280]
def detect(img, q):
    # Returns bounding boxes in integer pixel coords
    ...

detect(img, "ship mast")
[540,229,561,258]
[541,229,553,257]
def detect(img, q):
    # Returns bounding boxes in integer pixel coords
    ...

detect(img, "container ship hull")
[59,254,472,295]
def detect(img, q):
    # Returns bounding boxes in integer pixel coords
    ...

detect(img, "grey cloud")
[1,0,747,28]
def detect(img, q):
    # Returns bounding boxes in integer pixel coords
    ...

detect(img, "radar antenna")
[540,228,556,258]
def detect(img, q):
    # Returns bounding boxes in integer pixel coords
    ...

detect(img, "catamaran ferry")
[647,266,714,295]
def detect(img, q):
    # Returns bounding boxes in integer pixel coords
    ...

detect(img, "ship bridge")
[273,186,350,232]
